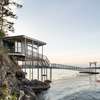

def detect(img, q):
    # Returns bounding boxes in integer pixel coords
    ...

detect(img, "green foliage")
[0,81,9,100]
[11,94,17,100]
[1,81,9,98]
[0,81,17,100]
[0,31,5,37]
[0,0,22,33]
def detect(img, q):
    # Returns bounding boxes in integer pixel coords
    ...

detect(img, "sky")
[9,0,100,66]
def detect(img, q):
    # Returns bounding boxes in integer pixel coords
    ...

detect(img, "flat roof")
[2,35,46,46]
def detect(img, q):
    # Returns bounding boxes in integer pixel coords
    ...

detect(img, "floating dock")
[79,71,99,74]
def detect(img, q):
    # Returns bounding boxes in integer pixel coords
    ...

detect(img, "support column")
[50,67,52,81]
[46,68,47,80]
[32,40,34,80]
[29,60,31,80]
[21,40,23,54]
[94,62,96,73]
[24,37,27,73]
[43,68,46,81]
[37,44,39,80]
[17,41,18,52]
[41,67,43,81]
[89,63,91,73]
[41,46,43,81]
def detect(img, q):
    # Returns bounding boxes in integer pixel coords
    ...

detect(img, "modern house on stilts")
[0,35,98,82]
[1,35,52,81]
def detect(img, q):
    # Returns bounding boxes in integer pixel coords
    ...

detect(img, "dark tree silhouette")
[0,0,22,37]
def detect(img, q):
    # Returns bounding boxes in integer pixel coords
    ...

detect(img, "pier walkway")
[22,63,99,73]
[50,63,97,72]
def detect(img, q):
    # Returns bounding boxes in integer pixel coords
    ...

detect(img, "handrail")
[8,47,50,66]
[50,63,97,72]
[26,49,50,65]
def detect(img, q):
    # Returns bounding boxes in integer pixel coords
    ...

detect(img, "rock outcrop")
[0,47,50,100]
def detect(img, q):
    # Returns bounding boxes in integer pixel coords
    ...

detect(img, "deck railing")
[8,47,50,67]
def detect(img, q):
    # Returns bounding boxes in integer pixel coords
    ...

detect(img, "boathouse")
[1,35,52,81]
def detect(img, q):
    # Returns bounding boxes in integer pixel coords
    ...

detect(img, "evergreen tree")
[0,0,22,37]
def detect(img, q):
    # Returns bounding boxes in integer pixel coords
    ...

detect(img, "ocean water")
[43,69,100,100]
[25,69,100,100]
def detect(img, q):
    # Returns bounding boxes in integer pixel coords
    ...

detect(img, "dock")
[79,71,99,74]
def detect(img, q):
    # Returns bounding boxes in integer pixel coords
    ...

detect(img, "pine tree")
[0,0,22,37]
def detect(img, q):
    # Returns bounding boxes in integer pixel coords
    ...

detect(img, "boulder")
[19,90,36,100]
[15,71,26,80]
[44,80,51,84]
[0,47,50,100]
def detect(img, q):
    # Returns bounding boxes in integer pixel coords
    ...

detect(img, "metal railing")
[50,63,98,72]
[8,47,50,67]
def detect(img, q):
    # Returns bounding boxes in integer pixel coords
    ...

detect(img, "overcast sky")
[10,0,100,65]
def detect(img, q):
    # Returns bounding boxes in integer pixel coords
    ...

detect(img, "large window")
[15,41,21,53]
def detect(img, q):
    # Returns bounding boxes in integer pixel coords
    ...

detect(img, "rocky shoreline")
[0,47,51,100]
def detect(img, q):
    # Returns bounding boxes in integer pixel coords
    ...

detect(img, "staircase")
[21,50,50,68]
[37,53,50,68]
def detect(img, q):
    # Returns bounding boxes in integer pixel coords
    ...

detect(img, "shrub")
[0,31,5,38]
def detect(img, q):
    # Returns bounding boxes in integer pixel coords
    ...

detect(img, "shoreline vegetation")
[0,47,51,100]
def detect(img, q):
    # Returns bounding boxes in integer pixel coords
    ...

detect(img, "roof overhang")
[2,35,46,46]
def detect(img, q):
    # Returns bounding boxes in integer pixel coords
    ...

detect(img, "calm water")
[26,69,100,100]
[44,69,100,100]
